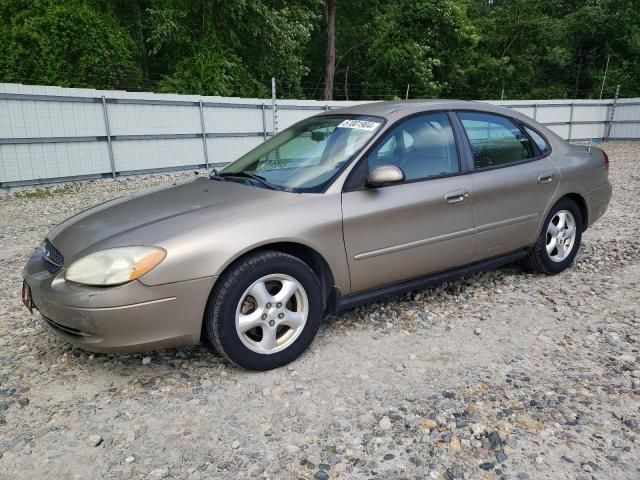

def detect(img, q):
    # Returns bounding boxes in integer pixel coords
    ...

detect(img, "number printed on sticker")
[337,119,381,131]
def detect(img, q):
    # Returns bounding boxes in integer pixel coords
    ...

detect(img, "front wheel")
[204,251,323,370]
[525,198,583,275]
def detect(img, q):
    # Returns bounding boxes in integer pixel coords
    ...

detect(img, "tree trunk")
[131,0,149,88]
[344,65,349,101]
[574,55,582,99]
[322,0,336,100]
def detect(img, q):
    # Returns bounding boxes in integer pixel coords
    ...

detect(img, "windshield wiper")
[213,171,281,191]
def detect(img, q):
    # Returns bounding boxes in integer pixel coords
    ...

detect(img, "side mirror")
[366,165,405,188]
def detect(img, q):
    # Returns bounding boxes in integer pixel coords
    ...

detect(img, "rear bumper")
[585,181,612,228]
[23,248,216,353]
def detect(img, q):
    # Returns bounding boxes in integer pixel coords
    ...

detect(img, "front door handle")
[538,174,554,184]
[445,190,469,204]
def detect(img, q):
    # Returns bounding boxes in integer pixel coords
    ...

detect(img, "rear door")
[455,111,560,259]
[341,112,476,293]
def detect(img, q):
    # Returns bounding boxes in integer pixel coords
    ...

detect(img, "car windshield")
[218,115,384,192]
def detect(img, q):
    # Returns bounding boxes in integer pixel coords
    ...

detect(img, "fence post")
[533,103,538,121]
[198,100,209,169]
[101,96,116,179]
[568,103,574,141]
[261,103,267,140]
[271,77,278,135]
[605,84,620,140]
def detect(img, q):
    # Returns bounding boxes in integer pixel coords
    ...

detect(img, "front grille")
[43,239,64,274]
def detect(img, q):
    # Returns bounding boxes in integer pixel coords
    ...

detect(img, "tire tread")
[204,250,320,369]
[524,198,582,275]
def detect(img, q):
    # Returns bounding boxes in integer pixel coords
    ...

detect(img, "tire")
[524,198,583,275]
[204,250,323,370]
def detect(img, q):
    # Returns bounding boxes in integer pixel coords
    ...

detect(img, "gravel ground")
[0,143,639,480]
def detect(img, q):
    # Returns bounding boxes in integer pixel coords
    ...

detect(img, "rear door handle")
[538,174,554,184]
[445,190,469,204]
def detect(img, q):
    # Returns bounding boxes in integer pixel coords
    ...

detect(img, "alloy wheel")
[546,209,577,262]
[234,274,309,354]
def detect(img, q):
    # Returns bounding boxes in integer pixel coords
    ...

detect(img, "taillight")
[603,150,609,170]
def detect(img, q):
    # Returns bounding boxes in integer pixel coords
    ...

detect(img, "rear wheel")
[525,198,583,275]
[204,251,323,370]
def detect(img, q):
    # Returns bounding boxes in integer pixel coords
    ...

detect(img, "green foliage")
[144,0,318,97]
[0,0,142,89]
[0,0,638,99]
[158,40,268,97]
[561,0,640,97]
[14,183,77,198]
[363,0,476,99]
[456,0,640,99]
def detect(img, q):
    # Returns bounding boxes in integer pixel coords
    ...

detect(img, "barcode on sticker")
[337,119,381,131]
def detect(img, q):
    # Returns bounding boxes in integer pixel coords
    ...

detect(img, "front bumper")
[22,248,217,353]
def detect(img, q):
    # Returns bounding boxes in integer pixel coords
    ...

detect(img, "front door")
[341,112,476,293]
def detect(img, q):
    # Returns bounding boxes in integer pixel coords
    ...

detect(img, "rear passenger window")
[523,126,550,154]
[458,112,535,169]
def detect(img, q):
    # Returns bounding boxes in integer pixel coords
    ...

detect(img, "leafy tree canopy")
[0,0,637,99]
[0,0,141,89]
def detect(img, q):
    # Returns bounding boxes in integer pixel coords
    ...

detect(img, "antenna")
[598,53,611,100]
[589,53,611,152]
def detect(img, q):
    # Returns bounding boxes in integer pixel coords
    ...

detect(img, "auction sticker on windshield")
[337,119,381,131]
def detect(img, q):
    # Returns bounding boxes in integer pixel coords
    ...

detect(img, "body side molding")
[331,248,529,313]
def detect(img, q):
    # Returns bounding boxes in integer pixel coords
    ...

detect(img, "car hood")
[48,177,293,261]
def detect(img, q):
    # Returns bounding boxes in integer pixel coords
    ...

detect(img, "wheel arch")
[561,193,588,231]
[214,241,336,310]
[535,192,589,242]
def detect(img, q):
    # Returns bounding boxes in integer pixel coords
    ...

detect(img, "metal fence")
[1,82,639,187]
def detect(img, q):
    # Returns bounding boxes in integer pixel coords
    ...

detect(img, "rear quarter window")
[523,125,551,155]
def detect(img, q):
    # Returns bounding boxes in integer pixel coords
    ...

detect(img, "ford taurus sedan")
[22,100,612,370]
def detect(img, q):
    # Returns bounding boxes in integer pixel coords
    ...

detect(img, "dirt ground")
[0,142,638,480]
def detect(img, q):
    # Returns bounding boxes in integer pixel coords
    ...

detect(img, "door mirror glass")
[367,165,405,187]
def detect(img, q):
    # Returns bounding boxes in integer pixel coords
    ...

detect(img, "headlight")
[65,246,166,286]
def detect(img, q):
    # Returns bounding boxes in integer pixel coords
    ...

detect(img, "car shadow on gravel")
[325,262,528,319]
[44,262,533,374]
[36,258,561,379]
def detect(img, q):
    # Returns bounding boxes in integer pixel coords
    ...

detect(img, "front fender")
[138,193,351,294]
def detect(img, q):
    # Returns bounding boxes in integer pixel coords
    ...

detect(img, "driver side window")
[367,113,459,182]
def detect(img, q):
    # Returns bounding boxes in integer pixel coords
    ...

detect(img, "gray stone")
[86,435,103,447]
[314,470,329,480]
[378,416,392,431]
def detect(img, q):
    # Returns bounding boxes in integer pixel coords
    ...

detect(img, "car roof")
[317,99,564,147]
[321,99,525,122]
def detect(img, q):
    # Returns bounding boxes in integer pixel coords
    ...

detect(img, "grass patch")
[14,184,77,199]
